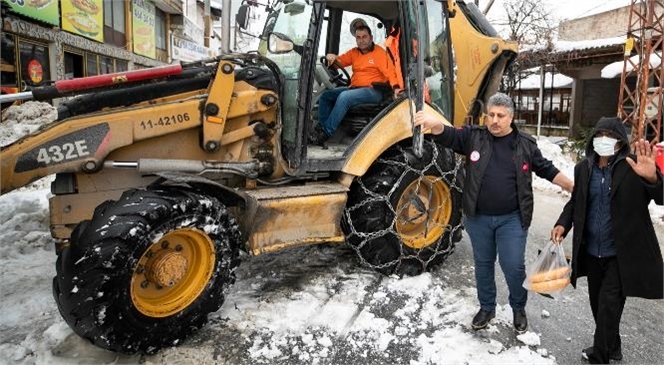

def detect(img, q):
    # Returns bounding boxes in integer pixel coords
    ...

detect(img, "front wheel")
[53,186,241,354]
[343,139,463,276]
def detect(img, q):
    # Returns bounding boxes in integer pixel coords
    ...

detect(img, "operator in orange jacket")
[310,20,402,146]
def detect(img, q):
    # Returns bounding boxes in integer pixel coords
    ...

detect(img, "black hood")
[585,116,630,158]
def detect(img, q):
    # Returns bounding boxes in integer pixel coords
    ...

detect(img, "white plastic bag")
[523,240,571,298]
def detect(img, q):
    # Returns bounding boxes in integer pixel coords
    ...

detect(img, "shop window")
[19,41,50,88]
[64,51,84,79]
[116,59,128,72]
[104,0,126,48]
[156,8,167,50]
[87,54,99,76]
[1,33,18,90]
[100,56,113,74]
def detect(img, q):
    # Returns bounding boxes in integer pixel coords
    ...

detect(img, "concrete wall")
[559,6,630,41]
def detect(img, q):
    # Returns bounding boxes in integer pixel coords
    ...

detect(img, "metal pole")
[204,0,211,48]
[221,0,232,54]
[536,65,545,138]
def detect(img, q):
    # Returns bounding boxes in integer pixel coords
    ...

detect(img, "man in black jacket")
[415,92,573,333]
[551,116,663,364]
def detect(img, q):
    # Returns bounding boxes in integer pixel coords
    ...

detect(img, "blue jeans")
[464,211,528,312]
[317,87,383,136]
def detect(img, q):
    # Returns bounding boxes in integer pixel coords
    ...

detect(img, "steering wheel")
[320,56,351,87]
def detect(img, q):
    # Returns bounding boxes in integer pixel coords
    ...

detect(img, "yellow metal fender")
[341,100,453,178]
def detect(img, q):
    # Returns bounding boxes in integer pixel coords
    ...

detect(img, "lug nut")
[175,244,183,252]
[161,241,169,249]
[141,280,149,288]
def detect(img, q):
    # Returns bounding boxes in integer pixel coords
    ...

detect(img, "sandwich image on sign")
[27,0,53,9]
[70,0,100,14]
[64,12,99,36]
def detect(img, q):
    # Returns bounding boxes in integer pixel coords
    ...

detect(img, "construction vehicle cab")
[0,0,516,355]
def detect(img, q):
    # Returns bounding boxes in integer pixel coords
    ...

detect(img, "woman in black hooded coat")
[551,116,663,364]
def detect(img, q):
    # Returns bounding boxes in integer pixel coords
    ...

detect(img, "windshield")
[259,1,313,79]
[258,0,315,145]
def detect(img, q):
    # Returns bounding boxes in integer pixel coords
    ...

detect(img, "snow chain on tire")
[343,138,464,276]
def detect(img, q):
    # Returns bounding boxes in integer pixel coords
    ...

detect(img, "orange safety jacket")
[336,43,400,89]
[385,27,431,102]
[385,27,404,89]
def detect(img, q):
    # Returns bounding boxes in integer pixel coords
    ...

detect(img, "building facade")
[1,0,221,102]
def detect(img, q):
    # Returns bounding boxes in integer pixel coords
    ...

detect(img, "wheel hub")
[145,250,189,288]
[395,175,453,249]
[131,228,216,318]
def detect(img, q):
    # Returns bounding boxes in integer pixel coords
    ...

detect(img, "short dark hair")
[354,25,372,37]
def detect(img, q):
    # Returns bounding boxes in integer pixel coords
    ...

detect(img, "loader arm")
[1,61,278,194]
[448,0,518,126]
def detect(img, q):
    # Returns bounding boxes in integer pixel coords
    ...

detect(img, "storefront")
[1,0,165,101]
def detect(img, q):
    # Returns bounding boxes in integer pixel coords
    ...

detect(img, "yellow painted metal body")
[342,101,452,178]
[448,0,518,126]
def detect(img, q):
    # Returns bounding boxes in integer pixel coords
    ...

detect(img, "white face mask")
[593,136,618,156]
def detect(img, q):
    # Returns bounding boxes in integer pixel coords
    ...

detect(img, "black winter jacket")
[555,117,663,299]
[436,123,561,228]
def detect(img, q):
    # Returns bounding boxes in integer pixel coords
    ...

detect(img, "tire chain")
[344,142,465,273]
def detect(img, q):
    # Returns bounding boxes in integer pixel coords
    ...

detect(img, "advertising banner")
[172,35,209,62]
[132,0,156,59]
[61,0,104,42]
[2,0,60,26]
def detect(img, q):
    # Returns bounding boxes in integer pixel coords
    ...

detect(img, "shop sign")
[183,16,204,42]
[2,0,60,26]
[62,0,104,43]
[172,35,208,62]
[132,0,156,59]
[27,59,43,83]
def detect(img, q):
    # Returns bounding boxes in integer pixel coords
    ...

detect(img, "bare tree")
[492,0,558,94]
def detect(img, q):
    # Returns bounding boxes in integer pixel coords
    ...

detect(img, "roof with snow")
[601,51,663,78]
[516,72,573,90]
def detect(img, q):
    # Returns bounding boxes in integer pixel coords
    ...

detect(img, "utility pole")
[204,0,211,48]
[617,0,663,144]
[220,0,232,54]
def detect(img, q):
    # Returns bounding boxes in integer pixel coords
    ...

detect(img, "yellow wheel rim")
[395,175,453,249]
[131,228,215,318]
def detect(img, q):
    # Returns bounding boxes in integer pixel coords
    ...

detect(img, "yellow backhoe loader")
[0,0,516,354]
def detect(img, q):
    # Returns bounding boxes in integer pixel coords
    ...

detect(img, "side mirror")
[236,4,249,30]
[268,32,294,54]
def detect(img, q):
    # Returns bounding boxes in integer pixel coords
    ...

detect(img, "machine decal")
[139,112,191,130]
[15,123,110,172]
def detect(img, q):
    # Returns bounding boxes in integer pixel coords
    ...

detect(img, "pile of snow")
[1,101,57,147]
[533,138,575,196]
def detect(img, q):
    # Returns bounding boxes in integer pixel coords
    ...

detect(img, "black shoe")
[513,308,528,334]
[582,346,623,361]
[309,125,329,148]
[471,309,495,330]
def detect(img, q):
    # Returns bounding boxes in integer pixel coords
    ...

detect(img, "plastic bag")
[523,240,571,298]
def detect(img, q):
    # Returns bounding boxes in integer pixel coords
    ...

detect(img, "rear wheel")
[53,186,241,354]
[343,139,463,276]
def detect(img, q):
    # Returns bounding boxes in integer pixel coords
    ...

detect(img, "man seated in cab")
[309,19,402,146]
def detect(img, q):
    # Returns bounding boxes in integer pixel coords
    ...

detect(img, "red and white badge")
[470,150,480,162]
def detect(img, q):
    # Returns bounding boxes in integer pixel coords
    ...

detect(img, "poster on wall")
[2,0,60,25]
[132,0,156,59]
[61,0,104,42]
